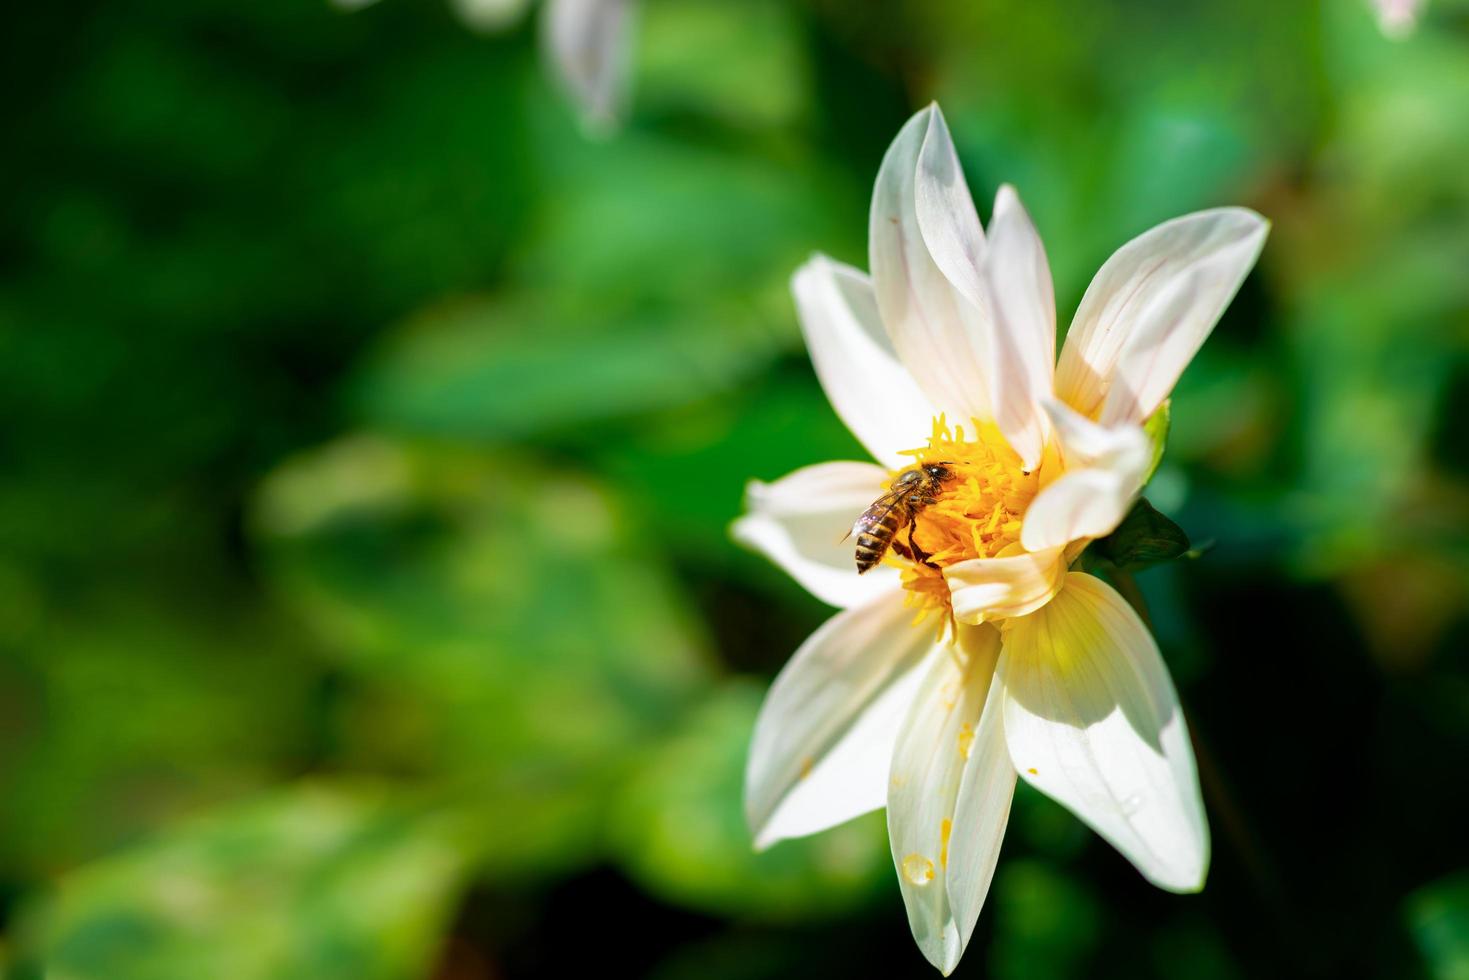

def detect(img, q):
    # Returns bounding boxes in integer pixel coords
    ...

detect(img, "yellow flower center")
[888,417,1041,632]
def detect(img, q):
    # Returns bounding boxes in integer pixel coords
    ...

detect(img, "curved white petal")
[888,624,1014,975]
[945,546,1067,624]
[998,572,1209,892]
[792,256,935,469]
[542,0,633,132]
[978,185,1056,470]
[746,590,935,850]
[1054,208,1268,425]
[1020,400,1151,552]
[913,108,988,314]
[732,461,900,609]
[870,105,994,426]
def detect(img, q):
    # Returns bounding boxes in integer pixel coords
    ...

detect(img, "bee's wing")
[842,488,906,543]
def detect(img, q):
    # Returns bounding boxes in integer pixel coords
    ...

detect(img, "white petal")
[1373,0,1424,38]
[945,653,1016,966]
[870,105,994,426]
[978,185,1056,470]
[913,107,988,312]
[944,546,1067,624]
[732,461,900,609]
[1019,400,1151,552]
[888,624,1014,975]
[542,0,633,132]
[746,591,935,849]
[792,256,935,469]
[1054,208,1268,425]
[999,572,1209,892]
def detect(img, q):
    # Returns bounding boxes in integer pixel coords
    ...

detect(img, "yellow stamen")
[888,416,1042,618]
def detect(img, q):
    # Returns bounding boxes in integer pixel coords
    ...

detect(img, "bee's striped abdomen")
[854,503,908,573]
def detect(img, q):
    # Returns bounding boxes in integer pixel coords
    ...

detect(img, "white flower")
[736,104,1267,974]
[333,0,633,130]
[1372,0,1425,38]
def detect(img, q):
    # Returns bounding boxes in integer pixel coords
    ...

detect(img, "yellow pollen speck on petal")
[799,757,814,780]
[901,853,935,886]
[1027,767,1038,775]
[939,818,953,869]
[957,723,975,760]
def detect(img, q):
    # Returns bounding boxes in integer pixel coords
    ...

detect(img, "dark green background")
[2,0,1466,977]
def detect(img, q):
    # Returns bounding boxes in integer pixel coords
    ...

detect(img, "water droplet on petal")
[901,853,935,886]
[1121,793,1145,816]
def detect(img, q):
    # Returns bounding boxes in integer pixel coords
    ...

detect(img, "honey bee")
[851,463,954,573]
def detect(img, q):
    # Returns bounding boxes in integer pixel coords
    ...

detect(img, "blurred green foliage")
[1,0,1466,977]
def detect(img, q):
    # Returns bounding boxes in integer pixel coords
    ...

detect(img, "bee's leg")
[906,512,938,568]
[891,539,915,562]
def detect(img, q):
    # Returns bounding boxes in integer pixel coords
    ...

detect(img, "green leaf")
[1094,498,1192,571]
[350,295,786,441]
[0,593,321,879]
[250,436,717,875]
[1142,399,1171,486]
[610,683,890,920]
[635,0,809,127]
[13,784,472,980]
[1407,872,1469,980]
[987,860,1102,980]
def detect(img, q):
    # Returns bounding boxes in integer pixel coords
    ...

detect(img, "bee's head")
[923,462,953,481]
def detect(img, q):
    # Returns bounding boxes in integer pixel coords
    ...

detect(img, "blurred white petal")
[1053,208,1268,425]
[999,572,1209,892]
[888,624,1013,975]
[1020,400,1151,551]
[977,185,1056,471]
[945,546,1067,624]
[1373,0,1424,37]
[543,0,633,132]
[870,105,994,426]
[746,591,937,849]
[732,461,900,609]
[792,256,935,469]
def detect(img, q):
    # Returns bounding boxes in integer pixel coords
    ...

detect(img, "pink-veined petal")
[1054,208,1268,425]
[746,590,936,850]
[1020,400,1151,552]
[999,572,1209,892]
[978,185,1056,470]
[792,255,935,469]
[732,461,900,609]
[945,546,1068,625]
[888,624,1014,975]
[870,105,994,426]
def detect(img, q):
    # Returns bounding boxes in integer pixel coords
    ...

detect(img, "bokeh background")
[3,0,1468,977]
